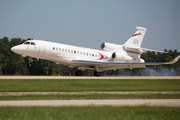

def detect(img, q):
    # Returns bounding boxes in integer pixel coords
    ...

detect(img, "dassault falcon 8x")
[11,27,180,76]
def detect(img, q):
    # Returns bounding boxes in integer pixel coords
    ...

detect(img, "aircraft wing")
[71,55,180,66]
[126,46,168,53]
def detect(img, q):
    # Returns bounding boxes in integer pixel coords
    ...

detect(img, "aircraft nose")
[11,45,24,54]
[11,46,15,51]
[11,46,19,52]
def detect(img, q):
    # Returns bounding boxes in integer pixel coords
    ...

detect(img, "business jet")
[11,27,180,76]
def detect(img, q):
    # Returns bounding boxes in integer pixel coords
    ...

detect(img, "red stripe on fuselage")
[98,53,104,60]
[132,33,142,37]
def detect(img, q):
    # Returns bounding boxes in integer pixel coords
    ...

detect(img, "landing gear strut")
[75,70,82,76]
[94,71,101,77]
[28,57,33,66]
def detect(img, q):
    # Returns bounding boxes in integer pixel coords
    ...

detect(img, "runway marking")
[0,76,180,79]
[1,91,180,96]
[0,99,180,107]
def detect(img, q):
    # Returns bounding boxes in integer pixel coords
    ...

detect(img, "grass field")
[1,79,180,100]
[1,79,180,120]
[0,106,180,120]
[0,79,180,92]
[1,94,180,100]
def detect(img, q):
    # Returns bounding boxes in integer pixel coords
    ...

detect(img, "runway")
[0,99,180,107]
[0,76,180,79]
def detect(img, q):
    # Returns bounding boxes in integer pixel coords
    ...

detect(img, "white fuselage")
[11,40,137,70]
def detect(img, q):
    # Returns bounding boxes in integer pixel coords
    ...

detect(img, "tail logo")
[133,39,139,45]
[132,32,142,37]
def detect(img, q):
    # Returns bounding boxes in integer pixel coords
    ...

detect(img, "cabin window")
[31,42,36,45]
[53,47,55,50]
[68,49,70,52]
[74,51,76,53]
[98,55,100,57]
[86,53,88,56]
[59,48,61,51]
[77,51,79,54]
[89,53,91,56]
[92,54,94,57]
[95,54,97,57]
[65,49,67,52]
[62,48,64,51]
[71,50,73,53]
[80,51,82,54]
[56,48,58,50]
[83,52,85,55]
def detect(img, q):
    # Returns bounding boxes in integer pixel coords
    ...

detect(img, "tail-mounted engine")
[111,52,132,62]
[111,52,145,63]
[101,42,121,51]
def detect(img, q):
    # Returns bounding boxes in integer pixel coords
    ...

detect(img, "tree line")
[0,37,179,76]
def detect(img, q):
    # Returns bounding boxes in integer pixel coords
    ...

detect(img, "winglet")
[165,55,180,64]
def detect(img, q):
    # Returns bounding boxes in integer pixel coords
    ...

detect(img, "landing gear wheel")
[75,70,82,76]
[94,71,101,77]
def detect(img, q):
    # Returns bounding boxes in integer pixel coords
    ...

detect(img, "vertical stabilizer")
[124,27,147,47]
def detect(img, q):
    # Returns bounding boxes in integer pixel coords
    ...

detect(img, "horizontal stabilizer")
[126,46,168,53]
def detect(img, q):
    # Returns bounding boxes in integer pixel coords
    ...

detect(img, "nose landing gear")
[28,57,33,66]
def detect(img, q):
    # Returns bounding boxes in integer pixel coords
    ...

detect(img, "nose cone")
[11,46,19,53]
[11,45,25,54]
[11,46,16,52]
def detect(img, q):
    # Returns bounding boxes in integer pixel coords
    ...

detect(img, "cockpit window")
[31,42,36,45]
[23,42,36,45]
[24,42,30,45]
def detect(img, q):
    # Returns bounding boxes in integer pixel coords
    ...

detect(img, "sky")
[0,0,180,51]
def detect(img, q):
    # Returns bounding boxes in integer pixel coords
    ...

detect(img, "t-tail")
[124,27,147,48]
[124,27,167,53]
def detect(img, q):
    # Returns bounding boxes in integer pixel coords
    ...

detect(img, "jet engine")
[111,52,132,62]
[101,42,121,51]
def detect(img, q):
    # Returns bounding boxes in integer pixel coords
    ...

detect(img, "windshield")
[31,42,36,45]
[23,42,36,45]
[24,42,30,45]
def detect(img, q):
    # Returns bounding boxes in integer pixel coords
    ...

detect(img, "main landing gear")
[75,70,82,76]
[94,71,101,77]
[74,70,101,77]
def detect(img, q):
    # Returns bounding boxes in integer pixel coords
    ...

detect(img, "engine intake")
[112,52,116,59]
[101,42,105,49]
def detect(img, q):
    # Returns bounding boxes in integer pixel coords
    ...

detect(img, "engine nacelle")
[101,42,122,51]
[131,57,145,63]
[111,52,132,62]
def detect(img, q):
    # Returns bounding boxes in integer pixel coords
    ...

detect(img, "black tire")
[94,71,101,77]
[75,71,82,76]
